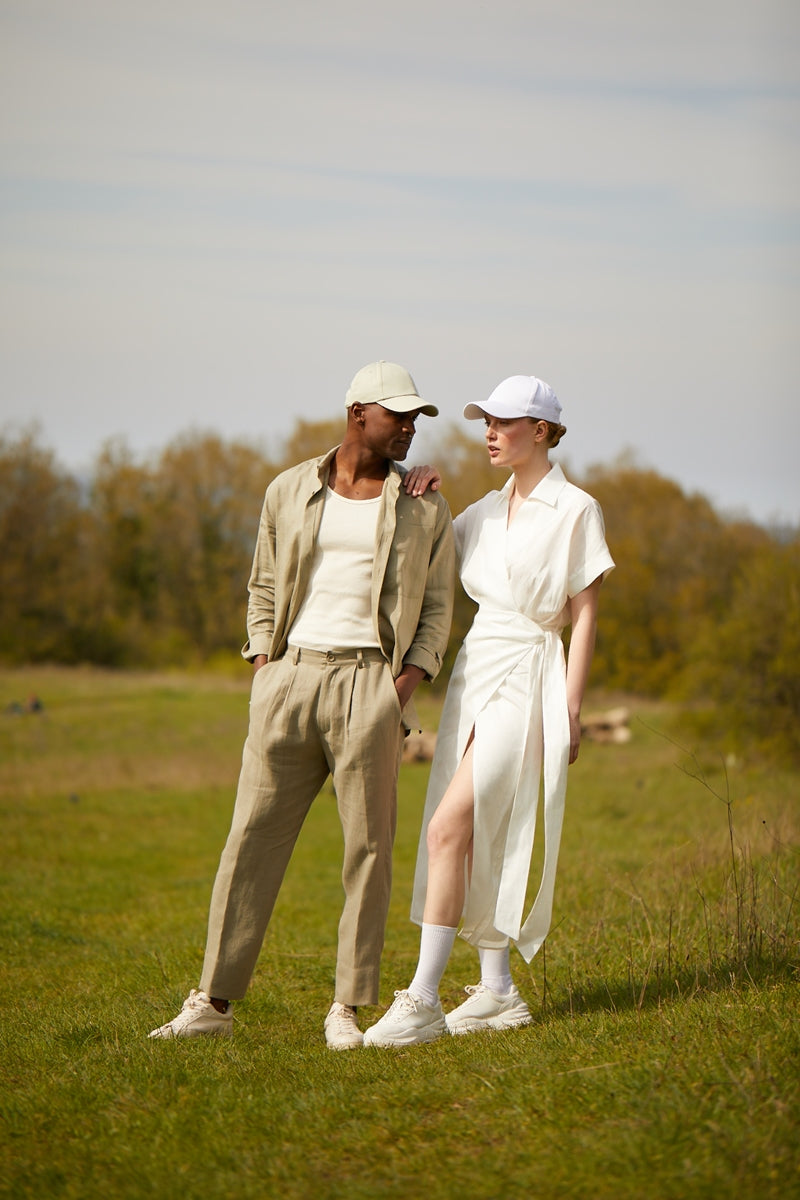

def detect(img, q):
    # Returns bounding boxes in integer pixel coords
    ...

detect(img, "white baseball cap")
[464,375,562,424]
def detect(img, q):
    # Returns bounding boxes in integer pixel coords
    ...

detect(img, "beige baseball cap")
[345,361,439,416]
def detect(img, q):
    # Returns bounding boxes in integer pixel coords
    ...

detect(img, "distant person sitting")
[148,361,454,1049]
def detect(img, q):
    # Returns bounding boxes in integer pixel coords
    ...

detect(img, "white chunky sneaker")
[148,989,233,1039]
[445,983,532,1035]
[324,1003,364,1050]
[363,990,448,1047]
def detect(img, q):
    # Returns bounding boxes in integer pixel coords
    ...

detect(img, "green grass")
[1,668,798,1199]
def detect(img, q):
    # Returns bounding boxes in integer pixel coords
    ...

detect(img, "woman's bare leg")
[422,741,476,927]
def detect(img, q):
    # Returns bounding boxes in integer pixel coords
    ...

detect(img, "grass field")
[1,666,798,1199]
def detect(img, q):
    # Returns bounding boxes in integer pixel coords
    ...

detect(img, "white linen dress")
[410,463,615,961]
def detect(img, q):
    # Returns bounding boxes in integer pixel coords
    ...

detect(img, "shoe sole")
[148,1025,233,1039]
[447,1013,532,1035]
[364,1024,448,1047]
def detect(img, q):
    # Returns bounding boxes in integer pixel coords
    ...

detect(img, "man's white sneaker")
[363,990,448,1047]
[324,1002,364,1050]
[445,983,532,1035]
[148,989,233,1039]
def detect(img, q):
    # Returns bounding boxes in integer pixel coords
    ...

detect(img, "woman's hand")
[568,709,582,764]
[565,576,602,765]
[403,465,442,496]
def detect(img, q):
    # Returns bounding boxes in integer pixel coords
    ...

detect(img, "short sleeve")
[567,500,615,597]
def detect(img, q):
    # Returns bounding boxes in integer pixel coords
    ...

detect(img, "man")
[149,361,454,1048]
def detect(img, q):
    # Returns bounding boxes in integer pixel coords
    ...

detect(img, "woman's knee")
[427,811,469,862]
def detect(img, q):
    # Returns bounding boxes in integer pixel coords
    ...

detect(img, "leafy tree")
[581,460,770,694]
[0,427,96,662]
[682,536,800,760]
[150,433,276,659]
[91,439,161,660]
[88,434,276,664]
[281,419,346,466]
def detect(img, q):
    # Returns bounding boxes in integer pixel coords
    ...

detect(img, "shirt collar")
[499,462,567,509]
[310,446,339,495]
[313,446,402,495]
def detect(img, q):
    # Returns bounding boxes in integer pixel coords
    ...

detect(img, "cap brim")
[463,400,535,420]
[463,403,487,419]
[378,397,439,417]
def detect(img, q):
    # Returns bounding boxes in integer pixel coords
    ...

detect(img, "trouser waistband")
[288,645,387,668]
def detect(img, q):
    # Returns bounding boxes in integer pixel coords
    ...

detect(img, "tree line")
[1,422,797,760]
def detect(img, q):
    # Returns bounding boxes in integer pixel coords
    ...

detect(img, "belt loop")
[293,646,301,665]
[357,649,364,669]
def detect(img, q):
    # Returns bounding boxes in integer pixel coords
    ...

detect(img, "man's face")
[359,403,422,461]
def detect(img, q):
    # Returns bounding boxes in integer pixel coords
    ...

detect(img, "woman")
[364,375,615,1046]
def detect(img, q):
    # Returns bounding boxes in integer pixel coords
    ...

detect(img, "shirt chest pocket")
[383,516,432,600]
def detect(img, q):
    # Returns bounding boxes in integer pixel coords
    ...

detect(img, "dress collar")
[500,462,567,509]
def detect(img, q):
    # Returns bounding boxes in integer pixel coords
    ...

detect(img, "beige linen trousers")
[200,647,406,1007]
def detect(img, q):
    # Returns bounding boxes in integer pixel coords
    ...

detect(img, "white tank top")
[288,488,381,650]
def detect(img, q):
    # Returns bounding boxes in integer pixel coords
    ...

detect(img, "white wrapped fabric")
[411,464,614,961]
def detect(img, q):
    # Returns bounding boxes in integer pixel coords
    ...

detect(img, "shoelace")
[182,989,209,1011]
[171,990,212,1028]
[327,1005,358,1029]
[388,989,420,1015]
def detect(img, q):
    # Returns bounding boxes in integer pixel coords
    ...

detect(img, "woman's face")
[483,415,543,471]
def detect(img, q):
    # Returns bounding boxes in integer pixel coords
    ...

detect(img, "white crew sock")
[478,944,513,995]
[408,923,457,1008]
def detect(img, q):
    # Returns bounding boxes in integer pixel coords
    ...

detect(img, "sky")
[1,0,798,526]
